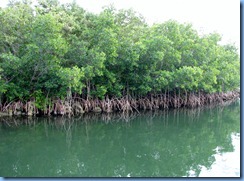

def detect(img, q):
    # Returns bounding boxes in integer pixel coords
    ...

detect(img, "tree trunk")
[86,80,90,100]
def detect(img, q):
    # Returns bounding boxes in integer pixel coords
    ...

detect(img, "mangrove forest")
[0,0,240,116]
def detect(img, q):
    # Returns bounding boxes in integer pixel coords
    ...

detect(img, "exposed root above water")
[0,90,240,117]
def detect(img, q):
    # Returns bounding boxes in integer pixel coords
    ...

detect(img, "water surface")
[0,101,240,177]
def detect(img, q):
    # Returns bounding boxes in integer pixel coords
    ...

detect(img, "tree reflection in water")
[0,100,240,177]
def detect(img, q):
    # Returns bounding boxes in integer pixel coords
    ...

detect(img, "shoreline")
[0,90,240,117]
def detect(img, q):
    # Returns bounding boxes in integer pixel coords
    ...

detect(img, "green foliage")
[174,66,203,91]
[92,85,107,99]
[57,66,84,95]
[155,70,173,91]
[0,0,240,104]
[31,90,47,109]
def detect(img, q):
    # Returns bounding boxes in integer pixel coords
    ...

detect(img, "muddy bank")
[0,90,240,117]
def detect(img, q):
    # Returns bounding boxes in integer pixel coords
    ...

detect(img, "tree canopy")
[0,0,240,104]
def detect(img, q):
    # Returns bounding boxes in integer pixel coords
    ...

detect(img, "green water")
[0,101,240,177]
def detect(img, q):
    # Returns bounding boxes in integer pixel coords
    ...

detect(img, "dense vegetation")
[0,0,240,115]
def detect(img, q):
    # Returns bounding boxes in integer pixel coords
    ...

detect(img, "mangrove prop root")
[0,90,239,117]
